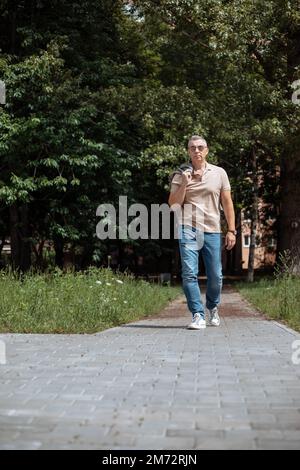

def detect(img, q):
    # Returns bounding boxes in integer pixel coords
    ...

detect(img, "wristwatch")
[228,230,237,236]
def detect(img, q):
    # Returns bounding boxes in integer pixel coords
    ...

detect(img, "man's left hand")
[225,232,236,250]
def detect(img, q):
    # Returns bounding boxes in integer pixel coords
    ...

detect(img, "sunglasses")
[189,145,207,152]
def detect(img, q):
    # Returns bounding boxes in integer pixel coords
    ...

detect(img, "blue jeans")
[178,225,223,320]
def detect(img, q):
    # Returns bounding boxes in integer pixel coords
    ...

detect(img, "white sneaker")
[187,313,206,330]
[208,307,220,326]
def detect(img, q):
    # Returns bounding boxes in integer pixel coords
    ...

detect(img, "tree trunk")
[233,209,242,274]
[278,148,300,273]
[247,146,259,282]
[53,236,64,269]
[10,203,31,272]
[277,23,300,273]
[32,239,45,270]
[79,243,94,270]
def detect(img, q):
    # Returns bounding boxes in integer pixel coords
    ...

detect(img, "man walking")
[168,136,236,329]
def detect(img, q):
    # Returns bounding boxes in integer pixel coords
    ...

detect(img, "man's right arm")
[168,182,187,207]
[168,170,191,207]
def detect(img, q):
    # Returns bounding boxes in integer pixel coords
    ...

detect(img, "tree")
[1,0,298,275]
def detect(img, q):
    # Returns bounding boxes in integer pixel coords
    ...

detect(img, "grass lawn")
[236,277,300,332]
[0,268,182,334]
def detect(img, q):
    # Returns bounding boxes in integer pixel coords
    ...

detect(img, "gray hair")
[188,135,208,148]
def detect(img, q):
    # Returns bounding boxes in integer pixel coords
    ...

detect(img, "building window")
[268,237,276,248]
[243,235,250,248]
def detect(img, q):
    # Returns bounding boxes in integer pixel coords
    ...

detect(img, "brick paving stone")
[0,286,300,450]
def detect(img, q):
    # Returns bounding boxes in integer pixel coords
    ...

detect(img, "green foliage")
[0,0,299,270]
[237,276,300,332]
[0,267,181,333]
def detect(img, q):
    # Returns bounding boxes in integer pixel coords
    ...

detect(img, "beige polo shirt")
[170,163,231,233]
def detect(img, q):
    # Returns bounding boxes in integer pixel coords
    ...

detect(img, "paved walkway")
[0,286,300,450]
